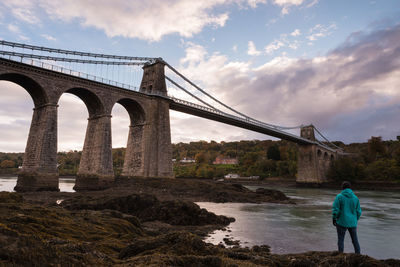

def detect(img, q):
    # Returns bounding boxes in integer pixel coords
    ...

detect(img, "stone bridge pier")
[297,125,337,185]
[15,103,59,192]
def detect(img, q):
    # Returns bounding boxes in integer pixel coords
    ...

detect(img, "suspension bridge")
[0,40,342,192]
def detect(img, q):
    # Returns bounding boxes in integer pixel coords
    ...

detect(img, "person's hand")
[332,218,337,226]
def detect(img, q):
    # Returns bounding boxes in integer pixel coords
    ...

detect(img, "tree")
[327,157,365,182]
[267,145,281,160]
[0,160,15,168]
[368,136,386,161]
[195,151,208,164]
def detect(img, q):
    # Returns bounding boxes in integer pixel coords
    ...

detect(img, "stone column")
[15,104,59,192]
[297,144,321,183]
[297,125,333,184]
[141,100,173,178]
[74,114,114,191]
[134,59,173,178]
[154,100,173,177]
[121,123,145,177]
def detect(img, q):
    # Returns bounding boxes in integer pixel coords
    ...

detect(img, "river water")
[198,186,400,260]
[1,176,399,259]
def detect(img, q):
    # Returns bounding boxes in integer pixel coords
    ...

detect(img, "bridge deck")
[168,99,315,145]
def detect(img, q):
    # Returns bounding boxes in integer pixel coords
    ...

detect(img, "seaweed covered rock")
[119,232,212,259]
[0,191,23,203]
[256,187,289,201]
[0,193,143,266]
[62,194,234,226]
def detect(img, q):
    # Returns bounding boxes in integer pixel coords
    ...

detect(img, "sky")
[0,0,399,152]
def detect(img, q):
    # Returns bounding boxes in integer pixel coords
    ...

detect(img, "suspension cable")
[164,62,252,119]
[165,62,303,130]
[313,126,342,150]
[0,40,157,62]
[166,76,221,112]
[0,51,146,65]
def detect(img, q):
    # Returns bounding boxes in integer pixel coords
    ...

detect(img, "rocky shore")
[1,178,399,266]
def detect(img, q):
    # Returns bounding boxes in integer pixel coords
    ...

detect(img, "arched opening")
[317,149,322,157]
[0,80,33,153]
[330,154,334,161]
[111,103,130,175]
[111,98,145,177]
[324,152,328,160]
[0,74,55,192]
[58,87,106,191]
[0,80,34,190]
[63,88,105,117]
[0,73,48,107]
[57,93,88,190]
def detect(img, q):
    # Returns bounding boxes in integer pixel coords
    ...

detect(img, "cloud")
[265,39,285,54]
[41,34,56,41]
[247,41,261,56]
[2,0,40,24]
[273,0,306,14]
[7,24,29,40]
[171,24,400,143]
[307,23,337,41]
[263,31,301,55]
[290,29,301,36]
[1,0,266,42]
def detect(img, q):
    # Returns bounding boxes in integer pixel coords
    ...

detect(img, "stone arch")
[62,87,105,117]
[112,98,146,178]
[0,73,48,106]
[317,149,322,157]
[324,152,328,160]
[116,98,146,125]
[330,154,334,161]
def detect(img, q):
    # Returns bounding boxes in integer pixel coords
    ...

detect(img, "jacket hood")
[341,188,355,198]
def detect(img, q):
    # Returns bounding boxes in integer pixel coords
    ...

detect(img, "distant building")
[180,157,196,163]
[213,156,238,165]
[224,173,240,179]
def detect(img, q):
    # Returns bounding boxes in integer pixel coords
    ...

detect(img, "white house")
[224,173,240,179]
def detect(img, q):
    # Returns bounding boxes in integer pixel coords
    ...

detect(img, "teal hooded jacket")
[332,188,362,228]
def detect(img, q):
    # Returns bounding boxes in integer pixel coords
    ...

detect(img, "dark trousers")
[336,225,360,254]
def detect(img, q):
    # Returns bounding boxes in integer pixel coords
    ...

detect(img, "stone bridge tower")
[297,125,337,185]
[123,59,173,179]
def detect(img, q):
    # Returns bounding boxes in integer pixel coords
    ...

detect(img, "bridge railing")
[0,55,140,91]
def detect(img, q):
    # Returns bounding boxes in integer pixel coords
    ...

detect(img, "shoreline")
[221,177,400,191]
[1,178,399,265]
[2,174,400,191]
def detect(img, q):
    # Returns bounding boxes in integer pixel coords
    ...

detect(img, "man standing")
[332,181,362,254]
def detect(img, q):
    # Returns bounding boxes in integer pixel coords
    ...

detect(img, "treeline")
[172,140,297,179]
[0,152,23,174]
[0,140,297,179]
[0,150,126,176]
[328,136,400,182]
[1,136,400,181]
